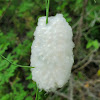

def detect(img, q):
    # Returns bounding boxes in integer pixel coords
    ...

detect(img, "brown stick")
[74,0,88,56]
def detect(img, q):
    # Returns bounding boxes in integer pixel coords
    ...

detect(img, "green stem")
[0,54,34,68]
[46,0,50,24]
[35,83,39,100]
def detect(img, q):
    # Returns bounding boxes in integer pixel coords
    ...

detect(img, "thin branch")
[69,75,74,100]
[0,54,34,68]
[72,50,96,72]
[76,81,100,100]
[54,91,69,99]
[74,0,88,56]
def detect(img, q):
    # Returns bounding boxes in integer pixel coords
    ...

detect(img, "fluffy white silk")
[30,14,74,91]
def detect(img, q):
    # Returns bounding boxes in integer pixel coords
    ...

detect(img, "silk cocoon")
[30,14,74,91]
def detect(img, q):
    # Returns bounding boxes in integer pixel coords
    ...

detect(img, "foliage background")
[0,0,100,100]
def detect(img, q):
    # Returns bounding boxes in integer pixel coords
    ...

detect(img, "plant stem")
[35,83,39,100]
[34,1,50,98]
[0,54,34,68]
[46,0,50,24]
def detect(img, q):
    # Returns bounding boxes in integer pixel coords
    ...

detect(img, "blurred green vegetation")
[0,0,100,100]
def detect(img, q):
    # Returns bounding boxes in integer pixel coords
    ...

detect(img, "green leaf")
[97,70,100,76]
[86,40,93,49]
[92,40,99,49]
[0,10,3,16]
[86,40,99,49]
[18,1,33,13]
[25,96,33,100]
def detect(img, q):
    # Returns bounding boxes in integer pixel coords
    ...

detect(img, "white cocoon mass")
[30,14,74,92]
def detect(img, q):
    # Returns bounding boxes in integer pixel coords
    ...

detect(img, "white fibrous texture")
[30,14,74,92]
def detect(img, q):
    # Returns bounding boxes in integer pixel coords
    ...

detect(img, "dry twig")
[69,75,74,100]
